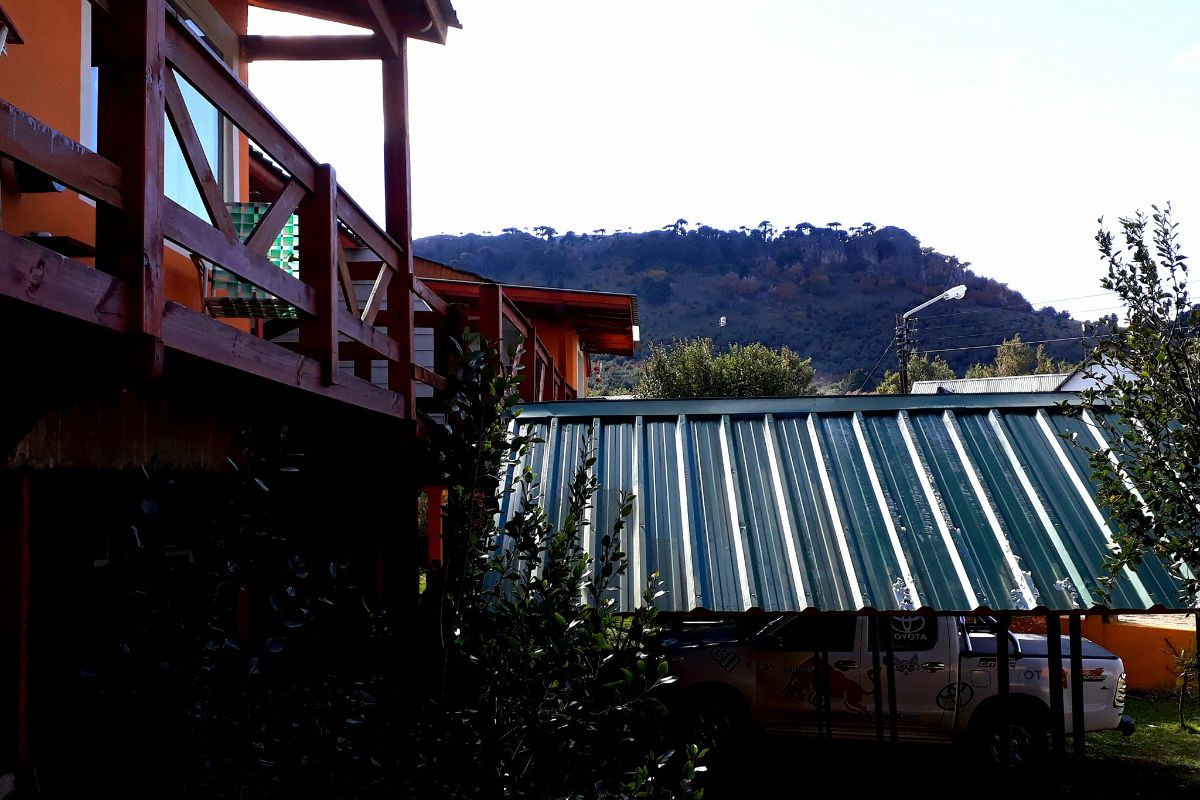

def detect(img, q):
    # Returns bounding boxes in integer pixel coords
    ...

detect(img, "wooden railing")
[162,11,448,414]
[0,4,449,421]
[477,284,573,402]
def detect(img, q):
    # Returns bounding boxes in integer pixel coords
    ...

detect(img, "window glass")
[775,616,856,652]
[82,2,226,222]
[164,70,221,221]
[868,616,940,652]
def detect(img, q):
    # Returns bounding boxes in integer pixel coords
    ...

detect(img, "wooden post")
[1046,613,1066,758]
[298,164,339,384]
[382,51,415,419]
[1069,614,1086,757]
[478,283,503,354]
[996,611,1011,766]
[520,323,539,401]
[94,0,167,380]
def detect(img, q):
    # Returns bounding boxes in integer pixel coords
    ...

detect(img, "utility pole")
[894,314,912,395]
[895,285,968,395]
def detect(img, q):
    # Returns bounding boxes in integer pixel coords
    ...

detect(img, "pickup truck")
[661,615,1133,763]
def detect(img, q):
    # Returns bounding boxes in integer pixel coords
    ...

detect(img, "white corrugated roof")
[911,373,1070,394]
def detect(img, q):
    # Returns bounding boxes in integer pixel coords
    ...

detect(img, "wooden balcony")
[0,4,448,430]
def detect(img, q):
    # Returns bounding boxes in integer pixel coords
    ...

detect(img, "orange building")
[0,3,643,790]
[415,256,639,401]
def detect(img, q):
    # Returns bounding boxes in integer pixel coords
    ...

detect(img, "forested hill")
[414,221,1087,382]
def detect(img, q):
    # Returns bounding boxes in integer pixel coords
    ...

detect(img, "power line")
[920,334,1113,356]
[921,323,1199,356]
[919,325,1105,347]
[913,281,1195,322]
[913,302,1127,335]
[854,342,893,393]
[915,312,1082,334]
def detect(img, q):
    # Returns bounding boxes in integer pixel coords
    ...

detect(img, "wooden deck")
[0,4,449,426]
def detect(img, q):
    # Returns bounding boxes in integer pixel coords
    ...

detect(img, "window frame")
[80,0,241,204]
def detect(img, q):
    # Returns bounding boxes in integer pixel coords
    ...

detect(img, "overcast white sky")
[248,1,1200,319]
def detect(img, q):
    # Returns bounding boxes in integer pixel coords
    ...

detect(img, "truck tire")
[974,699,1051,768]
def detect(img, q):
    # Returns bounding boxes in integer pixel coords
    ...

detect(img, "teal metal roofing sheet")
[501,393,1190,613]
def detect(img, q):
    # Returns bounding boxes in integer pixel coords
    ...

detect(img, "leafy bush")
[413,331,703,799]
[637,337,815,398]
[1068,205,1200,602]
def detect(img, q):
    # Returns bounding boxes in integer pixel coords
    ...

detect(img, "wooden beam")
[0,229,125,331]
[381,50,415,416]
[242,34,385,61]
[360,265,391,326]
[478,283,503,347]
[0,99,123,208]
[0,229,412,421]
[244,177,306,254]
[298,163,339,384]
[163,198,316,315]
[363,0,402,57]
[412,363,448,393]
[394,1,450,45]
[0,1,24,44]
[411,276,449,316]
[164,12,317,190]
[337,243,360,318]
[381,51,413,252]
[520,322,539,402]
[94,0,167,379]
[339,309,399,362]
[421,0,449,46]
[162,302,407,418]
[163,69,237,239]
[336,192,402,270]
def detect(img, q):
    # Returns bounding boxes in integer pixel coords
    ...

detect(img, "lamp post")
[895,284,967,394]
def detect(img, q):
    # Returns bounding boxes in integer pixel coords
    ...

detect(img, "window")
[164,66,221,219]
[774,616,857,652]
[868,616,939,652]
[81,0,237,220]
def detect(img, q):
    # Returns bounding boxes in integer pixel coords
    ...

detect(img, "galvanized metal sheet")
[503,394,1189,612]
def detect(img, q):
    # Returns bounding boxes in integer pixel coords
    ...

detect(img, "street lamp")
[895,284,967,394]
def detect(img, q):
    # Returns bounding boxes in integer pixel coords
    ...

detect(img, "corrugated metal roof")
[501,393,1188,613]
[911,374,1070,394]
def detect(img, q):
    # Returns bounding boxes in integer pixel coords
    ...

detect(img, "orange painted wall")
[1081,616,1197,691]
[0,0,252,316]
[529,317,584,395]
[0,0,93,248]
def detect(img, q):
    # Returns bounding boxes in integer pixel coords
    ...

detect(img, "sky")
[247,1,1200,320]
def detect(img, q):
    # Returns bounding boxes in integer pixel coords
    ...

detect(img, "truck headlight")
[1115,672,1127,708]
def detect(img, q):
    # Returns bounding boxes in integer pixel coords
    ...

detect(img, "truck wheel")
[980,707,1050,768]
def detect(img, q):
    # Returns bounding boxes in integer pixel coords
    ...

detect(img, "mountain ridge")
[414,221,1088,383]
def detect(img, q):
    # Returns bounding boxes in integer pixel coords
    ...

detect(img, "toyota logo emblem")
[892,616,926,635]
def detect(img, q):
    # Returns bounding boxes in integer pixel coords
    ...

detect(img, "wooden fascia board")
[242,34,387,61]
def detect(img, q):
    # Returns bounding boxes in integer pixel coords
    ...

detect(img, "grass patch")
[715,693,1199,800]
[1092,692,1200,764]
[1074,692,1200,795]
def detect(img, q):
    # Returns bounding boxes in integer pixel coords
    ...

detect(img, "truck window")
[868,616,940,652]
[775,616,856,652]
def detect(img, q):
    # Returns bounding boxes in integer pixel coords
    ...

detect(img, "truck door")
[755,616,871,736]
[870,616,955,738]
